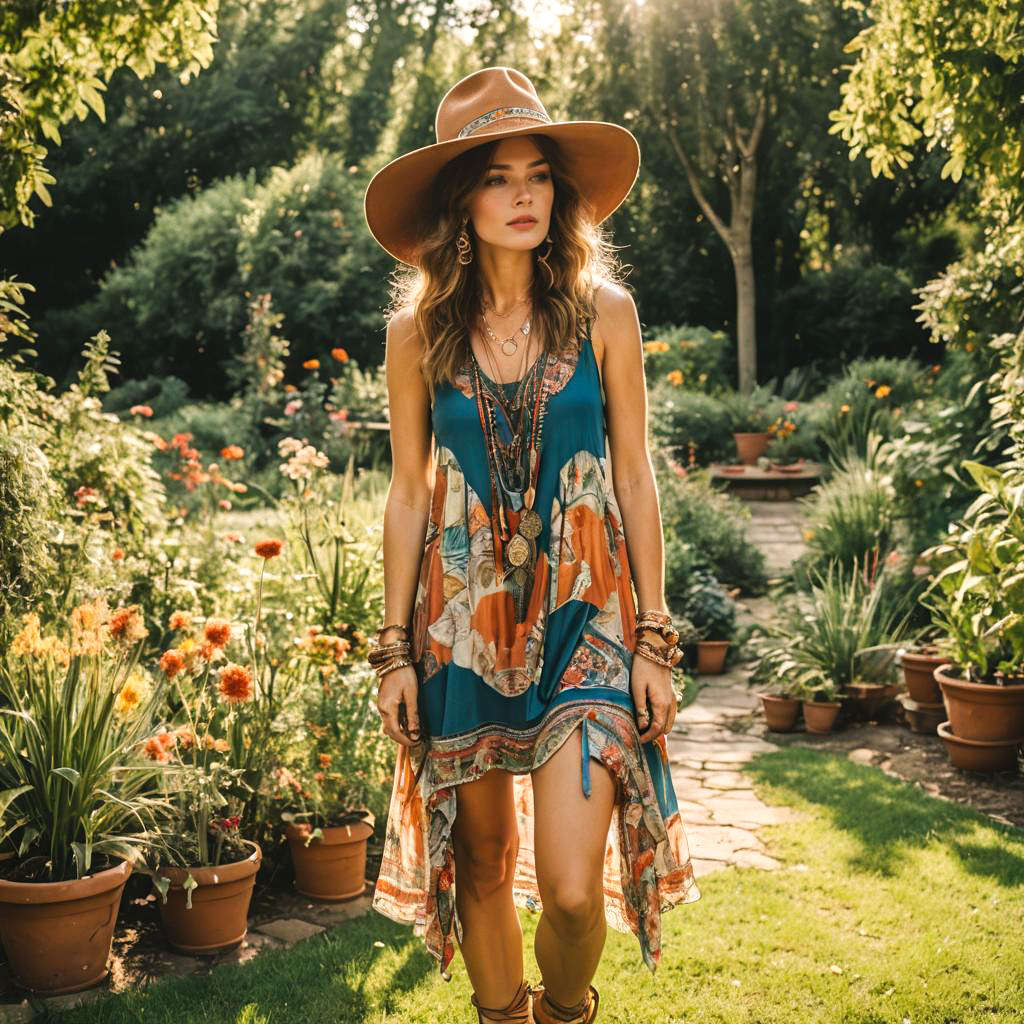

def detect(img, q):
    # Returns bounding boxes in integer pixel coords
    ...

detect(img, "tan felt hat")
[363,66,641,267]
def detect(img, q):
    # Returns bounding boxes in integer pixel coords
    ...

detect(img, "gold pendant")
[511,566,528,588]
[506,532,530,566]
[518,508,542,539]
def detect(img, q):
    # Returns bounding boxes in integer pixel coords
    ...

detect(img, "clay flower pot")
[734,432,771,465]
[935,664,1024,742]
[285,815,375,902]
[696,641,729,675]
[802,699,841,733]
[759,692,800,732]
[845,681,903,721]
[0,857,132,995]
[154,839,261,954]
[897,693,945,735]
[936,721,1022,774]
[900,650,945,704]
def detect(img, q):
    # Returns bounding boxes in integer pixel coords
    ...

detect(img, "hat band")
[456,105,552,140]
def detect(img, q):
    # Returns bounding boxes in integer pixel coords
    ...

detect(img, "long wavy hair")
[385,133,631,403]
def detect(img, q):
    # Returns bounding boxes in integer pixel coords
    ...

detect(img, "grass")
[41,746,1024,1023]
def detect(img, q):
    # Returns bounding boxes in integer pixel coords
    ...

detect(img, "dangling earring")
[536,233,553,268]
[456,220,473,265]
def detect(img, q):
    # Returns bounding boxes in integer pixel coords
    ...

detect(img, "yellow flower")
[115,672,150,715]
[914,479,924,488]
[180,637,196,653]
[803,529,815,542]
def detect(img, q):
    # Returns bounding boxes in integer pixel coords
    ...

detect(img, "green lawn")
[43,747,1024,1023]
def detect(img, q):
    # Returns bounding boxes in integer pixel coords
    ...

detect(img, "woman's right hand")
[376,665,422,747]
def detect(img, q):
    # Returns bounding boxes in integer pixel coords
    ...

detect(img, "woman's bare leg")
[531,719,618,1008]
[452,765,525,1018]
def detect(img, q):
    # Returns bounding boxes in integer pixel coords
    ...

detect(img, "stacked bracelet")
[367,623,414,681]
[634,609,685,668]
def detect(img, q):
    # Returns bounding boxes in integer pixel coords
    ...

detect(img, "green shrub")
[682,568,738,643]
[642,324,735,394]
[103,375,190,419]
[649,385,734,466]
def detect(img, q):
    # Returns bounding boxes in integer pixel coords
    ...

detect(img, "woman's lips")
[508,219,538,230]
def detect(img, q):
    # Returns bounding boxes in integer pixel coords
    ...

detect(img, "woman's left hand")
[630,647,678,743]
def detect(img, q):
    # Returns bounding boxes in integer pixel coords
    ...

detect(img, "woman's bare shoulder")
[591,281,638,362]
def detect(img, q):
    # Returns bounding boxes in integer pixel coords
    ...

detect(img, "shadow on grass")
[744,746,1024,887]
[38,912,437,1024]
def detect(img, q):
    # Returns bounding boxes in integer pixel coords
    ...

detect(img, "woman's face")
[464,135,554,254]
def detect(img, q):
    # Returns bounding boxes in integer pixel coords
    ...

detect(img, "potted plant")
[897,641,946,704]
[797,678,844,733]
[721,386,780,465]
[756,679,803,733]
[921,458,1024,770]
[846,643,906,721]
[765,404,813,471]
[747,632,822,733]
[141,651,262,955]
[0,601,170,995]
[681,571,736,674]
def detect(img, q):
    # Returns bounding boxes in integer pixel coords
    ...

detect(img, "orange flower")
[303,358,320,370]
[204,619,232,648]
[220,444,244,460]
[160,649,186,679]
[874,384,892,399]
[168,610,192,632]
[108,606,147,645]
[254,538,284,559]
[144,731,176,763]
[130,405,154,418]
[112,548,125,561]
[218,663,254,704]
[319,753,332,769]
[331,347,349,362]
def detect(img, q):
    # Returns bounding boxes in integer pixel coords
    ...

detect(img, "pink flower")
[130,405,154,418]
[284,400,302,417]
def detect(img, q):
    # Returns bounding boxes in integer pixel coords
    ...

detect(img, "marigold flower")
[331,347,349,362]
[160,649,186,679]
[666,369,684,386]
[220,445,245,460]
[874,384,892,399]
[108,605,147,646]
[839,403,850,414]
[218,662,254,704]
[168,610,192,632]
[71,597,110,657]
[319,753,332,769]
[254,538,284,559]
[112,548,125,561]
[303,358,320,370]
[144,731,176,762]
[204,619,232,648]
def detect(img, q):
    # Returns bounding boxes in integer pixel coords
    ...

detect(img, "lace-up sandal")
[530,982,599,1024]
[470,977,533,1024]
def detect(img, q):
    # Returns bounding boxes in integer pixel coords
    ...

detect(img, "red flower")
[218,662,254,704]
[254,538,283,559]
[220,445,244,460]
[204,619,232,648]
[160,649,186,679]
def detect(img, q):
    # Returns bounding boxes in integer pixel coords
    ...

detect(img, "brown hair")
[384,133,631,403]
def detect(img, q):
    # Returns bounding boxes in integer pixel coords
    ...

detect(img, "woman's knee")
[454,831,519,900]
[542,877,604,935]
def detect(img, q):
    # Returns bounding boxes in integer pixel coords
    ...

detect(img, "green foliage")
[104,376,191,420]
[719,385,785,434]
[681,568,737,643]
[655,453,769,597]
[0,433,58,639]
[0,602,171,880]
[648,385,734,467]
[642,324,735,394]
[0,0,218,232]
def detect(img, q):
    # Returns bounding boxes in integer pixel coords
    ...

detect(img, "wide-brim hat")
[363,66,641,267]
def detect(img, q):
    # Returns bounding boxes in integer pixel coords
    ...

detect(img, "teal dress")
[371,318,701,979]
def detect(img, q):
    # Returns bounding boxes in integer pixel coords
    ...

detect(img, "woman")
[362,67,701,1024]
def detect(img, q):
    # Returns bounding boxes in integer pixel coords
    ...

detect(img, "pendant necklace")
[469,309,551,622]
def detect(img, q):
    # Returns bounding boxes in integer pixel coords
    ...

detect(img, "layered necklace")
[468,296,553,623]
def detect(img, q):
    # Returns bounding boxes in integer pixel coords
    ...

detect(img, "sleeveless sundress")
[371,318,702,980]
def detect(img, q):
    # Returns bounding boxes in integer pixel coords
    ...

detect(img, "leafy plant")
[682,569,737,643]
[0,600,171,882]
[719,384,783,434]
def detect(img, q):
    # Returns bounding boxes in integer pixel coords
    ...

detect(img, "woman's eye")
[484,173,550,186]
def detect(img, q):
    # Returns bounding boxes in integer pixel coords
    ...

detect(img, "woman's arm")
[594,282,677,741]
[595,282,669,618]
[377,307,433,746]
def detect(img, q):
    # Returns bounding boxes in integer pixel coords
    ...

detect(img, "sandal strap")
[532,982,599,1024]
[471,977,532,1023]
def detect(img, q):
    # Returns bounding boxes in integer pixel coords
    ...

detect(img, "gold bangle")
[635,637,683,668]
[373,657,414,681]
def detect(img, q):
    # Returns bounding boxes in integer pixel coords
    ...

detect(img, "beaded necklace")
[468,329,554,623]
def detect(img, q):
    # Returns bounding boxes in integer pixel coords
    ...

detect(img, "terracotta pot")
[897,693,945,735]
[802,700,841,733]
[936,721,1022,774]
[734,431,771,465]
[696,641,729,675]
[900,650,945,704]
[759,693,800,732]
[845,681,903,721]
[154,839,261,954]
[0,857,132,995]
[935,664,1024,742]
[285,816,375,902]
